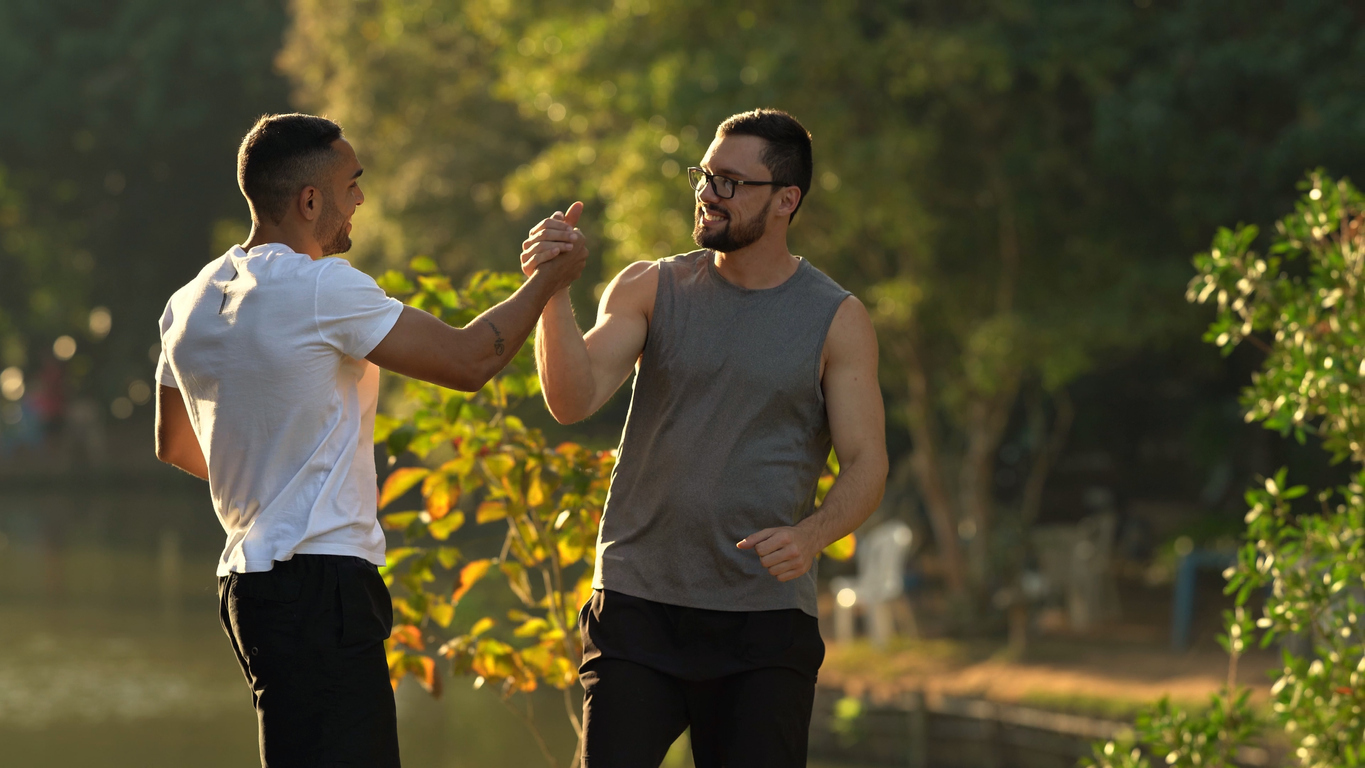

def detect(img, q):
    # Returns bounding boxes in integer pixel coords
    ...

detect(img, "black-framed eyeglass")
[687,166,786,199]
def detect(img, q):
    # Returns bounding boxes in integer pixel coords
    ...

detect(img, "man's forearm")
[797,455,888,550]
[460,272,560,388]
[535,291,597,422]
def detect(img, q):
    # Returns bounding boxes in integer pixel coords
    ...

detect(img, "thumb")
[563,200,585,227]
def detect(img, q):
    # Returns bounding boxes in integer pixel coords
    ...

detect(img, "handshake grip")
[522,200,589,293]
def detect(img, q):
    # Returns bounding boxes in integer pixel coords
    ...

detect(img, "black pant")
[219,554,399,768]
[579,590,823,768]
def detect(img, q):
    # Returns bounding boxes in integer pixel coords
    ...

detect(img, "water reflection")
[0,488,858,768]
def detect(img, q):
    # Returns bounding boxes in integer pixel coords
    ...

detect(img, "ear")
[774,186,802,219]
[298,186,321,222]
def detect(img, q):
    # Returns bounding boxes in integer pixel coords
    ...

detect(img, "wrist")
[795,519,828,551]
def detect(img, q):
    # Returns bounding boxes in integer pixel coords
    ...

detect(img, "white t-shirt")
[156,243,404,576]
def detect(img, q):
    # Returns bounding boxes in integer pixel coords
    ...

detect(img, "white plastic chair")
[830,520,916,647]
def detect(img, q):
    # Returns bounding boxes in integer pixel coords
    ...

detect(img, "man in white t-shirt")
[154,113,587,768]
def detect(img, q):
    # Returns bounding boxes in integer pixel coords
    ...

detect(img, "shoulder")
[601,260,659,311]
[166,254,230,310]
[313,256,386,296]
[825,295,878,363]
[800,259,852,301]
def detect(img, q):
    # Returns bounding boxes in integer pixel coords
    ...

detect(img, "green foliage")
[283,0,1365,601]
[374,265,612,700]
[0,0,288,403]
[1087,175,1365,767]
[1082,691,1258,768]
[1191,172,1365,463]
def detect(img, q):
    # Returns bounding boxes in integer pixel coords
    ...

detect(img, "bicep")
[155,384,196,456]
[822,298,886,467]
[581,265,653,410]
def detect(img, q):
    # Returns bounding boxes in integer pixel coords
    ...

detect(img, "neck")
[241,220,323,260]
[711,236,798,290]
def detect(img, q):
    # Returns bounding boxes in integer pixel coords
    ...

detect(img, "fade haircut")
[717,108,813,222]
[237,113,344,225]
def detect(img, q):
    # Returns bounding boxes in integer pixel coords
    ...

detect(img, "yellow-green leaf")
[823,533,857,561]
[469,617,495,637]
[526,469,546,507]
[429,601,455,628]
[380,467,430,509]
[513,617,550,638]
[436,546,461,569]
[381,511,421,531]
[476,499,508,524]
[453,559,492,603]
[409,255,439,273]
[483,454,516,478]
[428,511,465,541]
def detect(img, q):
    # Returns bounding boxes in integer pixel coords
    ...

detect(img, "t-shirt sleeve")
[314,260,405,359]
[156,299,177,389]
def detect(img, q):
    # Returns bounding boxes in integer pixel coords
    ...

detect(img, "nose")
[696,179,721,206]
[355,184,365,207]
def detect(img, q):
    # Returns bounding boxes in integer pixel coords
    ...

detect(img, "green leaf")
[376,270,415,295]
[428,511,465,541]
[386,424,417,457]
[381,511,422,530]
[373,413,403,444]
[436,547,461,570]
[409,255,439,273]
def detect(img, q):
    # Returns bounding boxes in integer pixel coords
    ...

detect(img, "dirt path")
[819,636,1277,715]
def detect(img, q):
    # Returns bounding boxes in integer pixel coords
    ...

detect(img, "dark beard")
[692,197,771,252]
[316,190,352,256]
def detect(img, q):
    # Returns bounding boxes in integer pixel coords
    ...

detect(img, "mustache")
[697,203,730,218]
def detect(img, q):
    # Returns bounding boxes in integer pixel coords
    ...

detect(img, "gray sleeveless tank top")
[592,249,852,616]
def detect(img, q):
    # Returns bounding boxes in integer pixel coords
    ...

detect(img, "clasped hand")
[522,201,588,284]
[738,526,821,582]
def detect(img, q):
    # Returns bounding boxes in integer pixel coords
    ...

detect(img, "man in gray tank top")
[524,109,887,767]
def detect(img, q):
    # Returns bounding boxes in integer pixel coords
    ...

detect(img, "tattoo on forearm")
[484,318,506,356]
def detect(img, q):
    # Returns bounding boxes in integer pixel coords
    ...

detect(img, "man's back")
[157,243,402,575]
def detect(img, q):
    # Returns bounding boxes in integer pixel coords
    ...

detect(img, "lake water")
[0,482,859,768]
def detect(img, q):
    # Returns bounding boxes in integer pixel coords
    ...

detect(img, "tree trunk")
[901,338,969,598]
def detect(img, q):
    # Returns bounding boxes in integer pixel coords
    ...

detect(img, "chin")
[323,236,353,257]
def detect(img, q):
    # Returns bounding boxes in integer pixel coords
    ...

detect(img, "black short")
[218,554,399,768]
[579,589,824,768]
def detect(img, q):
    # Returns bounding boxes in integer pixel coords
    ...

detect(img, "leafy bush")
[1087,173,1365,767]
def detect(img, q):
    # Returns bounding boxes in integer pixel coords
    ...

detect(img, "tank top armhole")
[640,257,673,367]
[812,290,854,406]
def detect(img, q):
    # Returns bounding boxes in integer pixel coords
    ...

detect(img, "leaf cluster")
[1086,175,1365,767]
[1190,172,1365,463]
[1082,690,1258,768]
[373,262,613,700]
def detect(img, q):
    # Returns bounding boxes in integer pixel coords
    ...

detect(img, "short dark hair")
[237,113,344,224]
[717,108,813,221]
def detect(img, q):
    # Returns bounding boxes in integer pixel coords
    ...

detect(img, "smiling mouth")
[700,206,729,224]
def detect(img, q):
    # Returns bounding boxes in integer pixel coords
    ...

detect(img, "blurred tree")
[0,0,288,418]
[281,0,550,272]
[280,0,1365,606]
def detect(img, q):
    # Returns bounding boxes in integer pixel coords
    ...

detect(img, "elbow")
[445,359,499,393]
[542,388,590,425]
[546,403,584,425]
